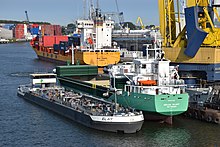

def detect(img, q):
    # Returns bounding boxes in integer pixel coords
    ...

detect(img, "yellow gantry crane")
[158,0,220,82]
[158,0,220,48]
[136,16,145,29]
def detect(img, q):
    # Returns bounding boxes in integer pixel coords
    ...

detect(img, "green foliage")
[123,22,136,30]
[62,23,76,35]
[0,20,50,24]
[146,25,155,29]
[61,26,67,35]
[67,23,76,29]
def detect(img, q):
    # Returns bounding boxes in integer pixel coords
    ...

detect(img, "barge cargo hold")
[17,73,144,133]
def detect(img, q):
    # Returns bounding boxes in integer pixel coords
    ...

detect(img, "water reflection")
[144,127,190,147]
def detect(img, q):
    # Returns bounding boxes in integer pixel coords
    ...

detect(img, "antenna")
[95,0,100,17]
[89,0,94,19]
[115,0,119,13]
[83,0,87,19]
[96,0,99,9]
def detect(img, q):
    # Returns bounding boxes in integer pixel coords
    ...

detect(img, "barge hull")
[17,92,143,133]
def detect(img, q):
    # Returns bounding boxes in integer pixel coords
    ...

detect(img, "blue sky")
[0,0,159,26]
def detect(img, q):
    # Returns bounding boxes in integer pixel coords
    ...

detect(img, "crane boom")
[25,11,29,24]
[115,0,124,28]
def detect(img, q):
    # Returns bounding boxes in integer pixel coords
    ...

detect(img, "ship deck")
[85,80,110,88]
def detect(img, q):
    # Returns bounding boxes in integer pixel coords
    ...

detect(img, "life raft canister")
[138,80,157,86]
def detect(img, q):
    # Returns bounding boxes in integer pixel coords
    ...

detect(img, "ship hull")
[108,91,188,124]
[33,47,120,67]
[143,112,173,124]
[109,92,189,116]
[38,55,67,64]
[33,47,72,65]
[17,91,143,133]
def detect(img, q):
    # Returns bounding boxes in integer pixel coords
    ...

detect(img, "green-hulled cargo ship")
[56,42,189,124]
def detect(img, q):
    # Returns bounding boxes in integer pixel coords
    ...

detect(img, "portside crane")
[25,11,30,32]
[136,16,145,30]
[115,0,124,28]
[25,11,30,24]
[24,10,33,40]
[158,0,220,84]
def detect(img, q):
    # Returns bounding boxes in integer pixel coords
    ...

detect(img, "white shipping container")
[0,27,13,39]
[24,24,28,36]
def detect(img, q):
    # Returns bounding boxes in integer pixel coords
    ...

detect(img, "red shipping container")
[32,24,39,28]
[42,36,55,47]
[41,25,54,36]
[13,29,24,39]
[13,24,24,39]
[53,25,62,36]
[54,36,68,44]
[16,24,24,28]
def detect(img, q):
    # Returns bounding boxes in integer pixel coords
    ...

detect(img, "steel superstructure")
[158,0,220,84]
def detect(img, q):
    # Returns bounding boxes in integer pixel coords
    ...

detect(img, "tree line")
[0,20,50,25]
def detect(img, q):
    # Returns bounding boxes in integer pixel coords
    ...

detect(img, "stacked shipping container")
[11,23,62,39]
[53,25,62,36]
[55,36,68,44]
[41,36,68,47]
[13,24,24,39]
[41,25,54,36]
[42,36,55,47]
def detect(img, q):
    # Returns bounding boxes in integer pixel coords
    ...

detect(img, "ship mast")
[83,0,87,19]
[89,0,95,20]
[96,0,99,10]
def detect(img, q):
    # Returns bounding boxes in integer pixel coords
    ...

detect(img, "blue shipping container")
[59,41,68,50]
[31,28,39,35]
[53,44,59,51]
[2,24,15,30]
[73,34,81,37]
[68,37,80,47]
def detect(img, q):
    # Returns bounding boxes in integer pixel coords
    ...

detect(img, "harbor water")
[0,42,220,147]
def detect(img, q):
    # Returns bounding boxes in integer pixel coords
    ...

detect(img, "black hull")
[17,92,143,133]
[143,112,173,124]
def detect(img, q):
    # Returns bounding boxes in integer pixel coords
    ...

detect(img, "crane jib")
[184,6,208,57]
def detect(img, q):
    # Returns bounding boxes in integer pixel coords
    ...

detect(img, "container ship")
[55,39,189,124]
[17,73,144,133]
[30,7,120,67]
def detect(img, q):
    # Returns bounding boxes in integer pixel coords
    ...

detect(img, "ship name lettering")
[163,103,179,108]
[102,117,113,121]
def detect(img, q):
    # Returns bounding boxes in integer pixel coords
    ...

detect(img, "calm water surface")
[0,42,219,147]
